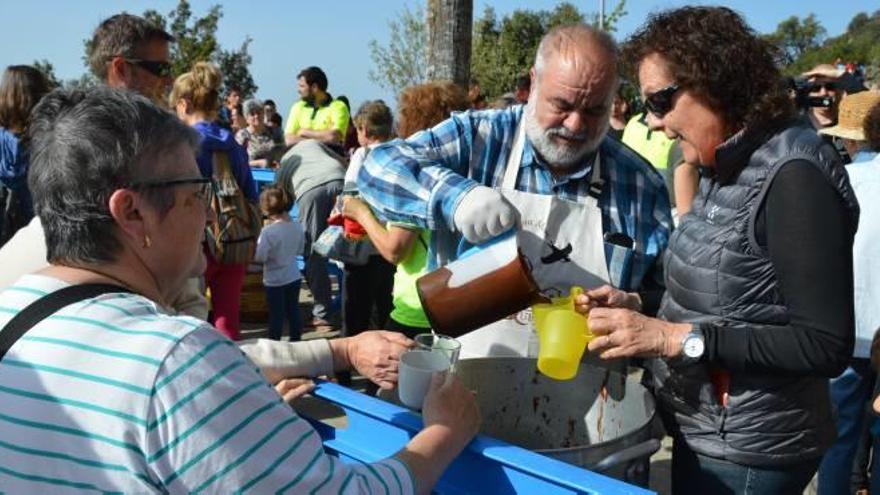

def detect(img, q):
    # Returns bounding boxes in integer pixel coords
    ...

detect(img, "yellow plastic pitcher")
[532,287,593,380]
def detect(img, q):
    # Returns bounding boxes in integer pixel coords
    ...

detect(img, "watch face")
[684,336,705,358]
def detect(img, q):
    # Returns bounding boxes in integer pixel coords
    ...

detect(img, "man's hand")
[274,378,315,404]
[452,186,518,243]
[346,331,414,389]
[342,196,372,223]
[575,285,642,314]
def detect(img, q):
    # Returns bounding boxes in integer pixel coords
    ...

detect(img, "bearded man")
[356,24,672,358]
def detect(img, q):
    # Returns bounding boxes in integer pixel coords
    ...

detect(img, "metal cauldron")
[454,357,660,485]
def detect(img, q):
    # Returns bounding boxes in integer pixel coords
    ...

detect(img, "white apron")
[458,122,611,359]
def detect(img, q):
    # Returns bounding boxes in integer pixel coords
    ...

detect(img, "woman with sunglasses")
[170,62,259,340]
[575,7,859,493]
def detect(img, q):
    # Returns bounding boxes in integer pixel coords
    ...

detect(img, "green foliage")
[470,1,626,99]
[368,3,427,97]
[32,59,61,89]
[216,37,257,98]
[32,59,98,90]
[779,10,880,79]
[64,73,99,90]
[763,14,826,66]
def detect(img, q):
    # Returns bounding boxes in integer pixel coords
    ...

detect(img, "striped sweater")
[0,274,413,494]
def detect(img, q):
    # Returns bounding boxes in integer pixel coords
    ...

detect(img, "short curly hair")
[623,6,794,132]
[866,101,880,152]
[397,81,469,138]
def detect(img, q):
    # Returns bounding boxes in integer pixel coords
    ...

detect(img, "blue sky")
[0,1,875,116]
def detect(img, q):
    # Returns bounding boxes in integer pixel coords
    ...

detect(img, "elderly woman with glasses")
[0,86,479,493]
[235,98,285,168]
[574,7,859,493]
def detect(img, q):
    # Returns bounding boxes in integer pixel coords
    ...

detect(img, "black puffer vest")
[648,121,859,466]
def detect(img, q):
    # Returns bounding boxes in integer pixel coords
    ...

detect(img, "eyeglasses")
[129,177,215,208]
[809,81,838,92]
[124,58,173,78]
[644,84,681,118]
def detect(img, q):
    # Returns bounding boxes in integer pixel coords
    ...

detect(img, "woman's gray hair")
[27,86,201,266]
[243,98,263,116]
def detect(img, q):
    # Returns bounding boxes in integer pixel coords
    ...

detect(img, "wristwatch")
[681,325,705,361]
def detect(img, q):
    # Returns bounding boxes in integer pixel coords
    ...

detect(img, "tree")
[764,14,827,66]
[142,0,257,97]
[780,10,880,78]
[217,37,257,98]
[32,59,61,89]
[64,74,99,90]
[368,3,427,97]
[426,0,472,88]
[589,0,627,34]
[471,7,547,98]
[470,1,625,99]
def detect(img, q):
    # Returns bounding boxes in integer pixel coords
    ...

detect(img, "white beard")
[523,98,606,169]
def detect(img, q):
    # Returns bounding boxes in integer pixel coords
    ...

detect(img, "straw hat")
[802,64,844,80]
[819,91,880,141]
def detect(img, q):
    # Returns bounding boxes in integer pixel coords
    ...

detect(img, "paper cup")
[398,350,451,409]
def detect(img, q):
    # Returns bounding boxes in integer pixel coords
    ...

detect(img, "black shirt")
[702,160,854,376]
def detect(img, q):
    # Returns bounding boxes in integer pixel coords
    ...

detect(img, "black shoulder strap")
[0,283,130,362]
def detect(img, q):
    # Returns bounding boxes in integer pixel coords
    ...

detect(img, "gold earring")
[143,235,152,249]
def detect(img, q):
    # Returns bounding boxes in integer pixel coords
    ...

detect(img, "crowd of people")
[0,5,879,494]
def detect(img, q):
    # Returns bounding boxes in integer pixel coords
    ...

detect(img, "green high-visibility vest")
[621,113,676,170]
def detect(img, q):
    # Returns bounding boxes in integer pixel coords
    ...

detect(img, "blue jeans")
[817,359,877,495]
[265,280,302,341]
[672,438,819,495]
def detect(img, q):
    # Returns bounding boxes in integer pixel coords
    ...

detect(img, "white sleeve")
[146,327,415,494]
[238,338,335,383]
[345,147,367,184]
[253,227,271,263]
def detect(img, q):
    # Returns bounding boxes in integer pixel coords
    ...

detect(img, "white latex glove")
[452,185,518,244]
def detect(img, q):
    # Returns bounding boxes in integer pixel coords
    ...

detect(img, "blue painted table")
[303,381,655,495]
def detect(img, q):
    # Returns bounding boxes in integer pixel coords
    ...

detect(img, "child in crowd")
[340,100,396,335]
[254,186,305,340]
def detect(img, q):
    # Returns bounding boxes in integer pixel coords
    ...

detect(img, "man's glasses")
[125,58,173,78]
[129,177,215,208]
[644,84,681,118]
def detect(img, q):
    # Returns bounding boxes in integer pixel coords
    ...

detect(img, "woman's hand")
[575,285,642,313]
[342,196,372,223]
[422,373,481,443]
[274,378,315,404]
[587,307,692,359]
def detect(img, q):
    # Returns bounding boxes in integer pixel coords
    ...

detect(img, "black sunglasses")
[125,58,173,78]
[644,84,681,118]
[129,177,215,207]
[809,81,838,92]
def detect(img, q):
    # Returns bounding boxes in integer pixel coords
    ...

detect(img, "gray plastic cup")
[398,349,451,409]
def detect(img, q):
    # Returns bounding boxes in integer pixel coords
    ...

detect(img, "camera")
[788,77,834,109]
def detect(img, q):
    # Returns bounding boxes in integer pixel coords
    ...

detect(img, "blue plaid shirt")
[357,105,673,291]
